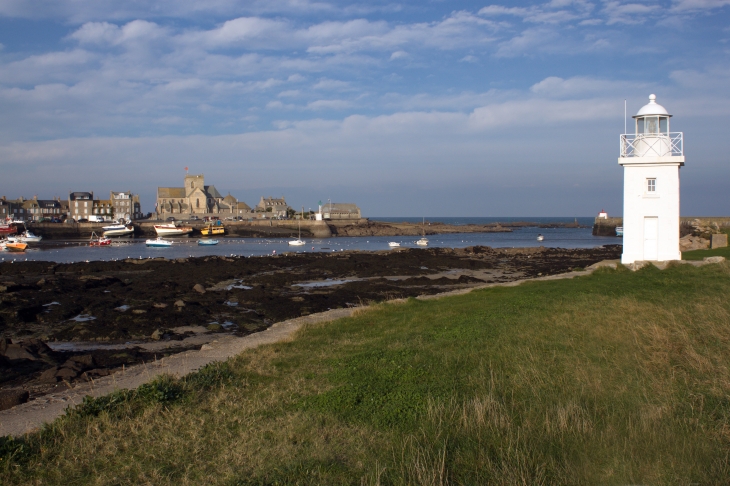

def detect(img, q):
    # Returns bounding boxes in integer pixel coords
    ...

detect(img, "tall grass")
[2,262,730,484]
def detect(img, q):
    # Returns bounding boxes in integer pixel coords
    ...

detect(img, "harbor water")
[3,217,620,264]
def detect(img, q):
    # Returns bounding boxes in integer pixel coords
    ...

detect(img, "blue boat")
[146,237,172,247]
[616,226,624,237]
[198,239,219,246]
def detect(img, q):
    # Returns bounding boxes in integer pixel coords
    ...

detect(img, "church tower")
[619,95,685,264]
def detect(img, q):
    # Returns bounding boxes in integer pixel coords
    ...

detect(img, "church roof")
[158,187,186,198]
[205,185,223,199]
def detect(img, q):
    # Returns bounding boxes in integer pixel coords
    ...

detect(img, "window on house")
[647,178,656,192]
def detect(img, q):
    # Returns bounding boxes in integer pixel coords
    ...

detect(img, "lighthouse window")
[645,116,658,135]
[647,178,656,192]
[659,117,668,133]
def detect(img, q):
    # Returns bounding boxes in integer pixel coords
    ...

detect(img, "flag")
[184,166,188,172]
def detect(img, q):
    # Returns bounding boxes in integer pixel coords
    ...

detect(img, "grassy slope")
[3,262,730,485]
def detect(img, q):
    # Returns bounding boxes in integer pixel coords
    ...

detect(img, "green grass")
[3,262,730,484]
[682,228,730,260]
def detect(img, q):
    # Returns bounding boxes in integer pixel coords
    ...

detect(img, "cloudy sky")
[1,0,728,216]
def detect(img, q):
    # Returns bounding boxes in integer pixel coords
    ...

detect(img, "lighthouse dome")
[633,94,671,118]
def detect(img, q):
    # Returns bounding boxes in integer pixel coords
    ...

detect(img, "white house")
[618,94,685,264]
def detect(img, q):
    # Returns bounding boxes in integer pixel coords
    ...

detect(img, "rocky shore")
[0,244,622,411]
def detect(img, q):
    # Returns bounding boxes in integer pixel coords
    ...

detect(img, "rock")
[200,344,215,351]
[36,278,46,286]
[2,344,38,361]
[0,285,6,293]
[704,256,726,264]
[174,300,186,308]
[151,329,162,340]
[132,309,147,314]
[680,235,710,252]
[711,234,728,249]
[207,323,222,331]
[0,389,30,411]
[153,303,168,309]
[193,284,206,294]
[39,367,60,382]
[0,338,9,355]
[55,367,78,380]
[69,354,95,368]
[61,359,84,372]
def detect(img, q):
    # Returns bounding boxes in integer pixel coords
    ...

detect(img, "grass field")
[682,228,730,260]
[2,261,730,485]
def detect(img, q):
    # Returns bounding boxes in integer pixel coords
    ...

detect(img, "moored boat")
[7,231,42,244]
[1,240,27,252]
[537,234,544,242]
[0,224,18,236]
[415,217,428,246]
[616,226,624,237]
[89,232,111,247]
[146,237,173,247]
[198,239,219,246]
[288,207,306,246]
[200,223,225,236]
[103,225,135,237]
[154,223,193,237]
[388,242,400,247]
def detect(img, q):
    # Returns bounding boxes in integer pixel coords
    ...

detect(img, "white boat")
[146,237,172,247]
[198,239,219,246]
[102,221,123,231]
[153,223,193,237]
[388,242,400,247]
[537,234,544,242]
[616,226,624,236]
[288,207,306,246]
[103,225,134,237]
[415,217,428,246]
[8,231,42,243]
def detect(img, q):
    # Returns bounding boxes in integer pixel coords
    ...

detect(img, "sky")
[0,0,729,217]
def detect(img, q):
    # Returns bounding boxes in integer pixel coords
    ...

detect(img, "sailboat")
[416,217,428,246]
[288,207,305,246]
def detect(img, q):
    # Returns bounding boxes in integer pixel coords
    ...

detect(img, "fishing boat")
[89,232,111,247]
[153,223,193,237]
[388,242,400,247]
[2,240,27,252]
[102,223,135,237]
[537,234,544,242]
[288,207,306,246]
[146,237,172,247]
[0,224,18,236]
[198,239,219,246]
[616,226,624,237]
[200,223,225,236]
[415,217,428,246]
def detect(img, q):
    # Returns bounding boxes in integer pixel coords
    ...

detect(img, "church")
[156,174,250,218]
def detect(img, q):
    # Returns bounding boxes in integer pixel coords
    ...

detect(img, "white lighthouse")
[618,94,685,264]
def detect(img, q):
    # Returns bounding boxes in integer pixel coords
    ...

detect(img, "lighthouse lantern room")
[618,94,685,264]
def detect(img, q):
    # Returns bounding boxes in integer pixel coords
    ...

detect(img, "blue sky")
[1,0,728,217]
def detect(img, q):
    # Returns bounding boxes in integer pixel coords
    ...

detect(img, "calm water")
[2,218,619,264]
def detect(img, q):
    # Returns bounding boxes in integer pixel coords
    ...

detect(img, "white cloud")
[389,50,408,60]
[460,55,478,62]
[602,2,661,25]
[306,99,351,110]
[671,0,730,12]
[312,78,350,90]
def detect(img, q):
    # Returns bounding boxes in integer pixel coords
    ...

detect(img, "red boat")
[0,224,18,236]
[89,232,112,247]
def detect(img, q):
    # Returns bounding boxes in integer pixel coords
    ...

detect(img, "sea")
[3,217,619,264]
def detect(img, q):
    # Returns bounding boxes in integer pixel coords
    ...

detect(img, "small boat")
[198,239,219,246]
[288,207,306,246]
[146,237,172,247]
[89,232,111,247]
[616,226,624,237]
[537,234,544,242]
[200,223,225,236]
[18,231,42,243]
[416,217,428,246]
[103,224,135,237]
[153,223,193,237]
[388,242,400,247]
[2,240,27,252]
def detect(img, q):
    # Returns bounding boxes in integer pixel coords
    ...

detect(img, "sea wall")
[592,216,730,237]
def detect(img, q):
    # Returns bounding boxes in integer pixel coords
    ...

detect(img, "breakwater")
[592,216,730,237]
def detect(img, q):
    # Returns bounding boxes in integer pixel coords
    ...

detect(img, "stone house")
[256,197,290,218]
[69,192,94,221]
[322,203,361,220]
[111,191,141,221]
[92,199,114,220]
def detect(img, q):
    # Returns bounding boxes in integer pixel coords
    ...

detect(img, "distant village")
[1,173,361,223]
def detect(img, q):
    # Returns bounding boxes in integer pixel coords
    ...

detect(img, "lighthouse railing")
[620,132,683,158]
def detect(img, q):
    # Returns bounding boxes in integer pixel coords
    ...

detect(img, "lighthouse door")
[643,217,658,260]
